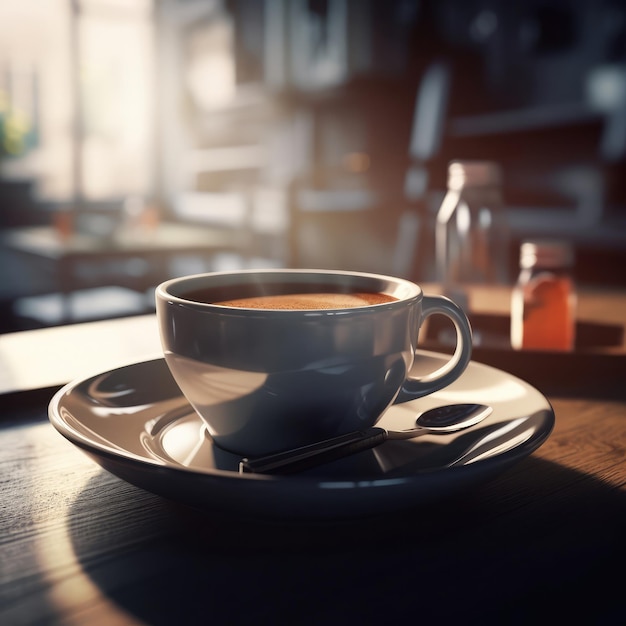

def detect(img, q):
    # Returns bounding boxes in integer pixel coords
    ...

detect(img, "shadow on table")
[68,456,626,625]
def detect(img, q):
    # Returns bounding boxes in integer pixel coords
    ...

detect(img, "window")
[0,0,154,204]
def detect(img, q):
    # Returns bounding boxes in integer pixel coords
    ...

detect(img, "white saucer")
[48,352,554,520]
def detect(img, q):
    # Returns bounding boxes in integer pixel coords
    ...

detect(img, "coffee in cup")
[156,269,472,457]
[213,291,397,309]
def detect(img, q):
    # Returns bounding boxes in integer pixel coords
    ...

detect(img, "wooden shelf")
[449,103,603,137]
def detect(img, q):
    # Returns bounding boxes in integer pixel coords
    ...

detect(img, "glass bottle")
[510,240,576,351]
[436,161,509,311]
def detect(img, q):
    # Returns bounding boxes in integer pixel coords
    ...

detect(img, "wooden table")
[1,288,625,624]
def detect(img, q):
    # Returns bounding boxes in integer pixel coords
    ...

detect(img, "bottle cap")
[447,161,502,190]
[519,240,574,269]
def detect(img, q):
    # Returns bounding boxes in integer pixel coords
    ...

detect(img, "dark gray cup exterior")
[156,270,472,456]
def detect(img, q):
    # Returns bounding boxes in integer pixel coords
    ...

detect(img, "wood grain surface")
[1,391,625,625]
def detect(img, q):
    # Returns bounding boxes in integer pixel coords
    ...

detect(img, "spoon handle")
[239,427,388,475]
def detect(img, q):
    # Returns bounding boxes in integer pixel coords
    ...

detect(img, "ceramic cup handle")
[395,295,472,403]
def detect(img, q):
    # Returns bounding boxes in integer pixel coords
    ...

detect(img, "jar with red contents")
[511,241,576,351]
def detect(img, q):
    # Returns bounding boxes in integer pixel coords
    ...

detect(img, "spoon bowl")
[240,403,492,475]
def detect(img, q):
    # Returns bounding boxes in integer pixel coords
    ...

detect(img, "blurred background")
[1,0,625,333]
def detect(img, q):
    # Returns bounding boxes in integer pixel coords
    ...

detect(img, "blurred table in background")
[0,222,246,325]
[0,314,161,395]
[418,283,626,347]
[419,283,626,398]
[452,283,626,349]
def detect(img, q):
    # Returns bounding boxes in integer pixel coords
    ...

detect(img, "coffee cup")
[155,269,472,457]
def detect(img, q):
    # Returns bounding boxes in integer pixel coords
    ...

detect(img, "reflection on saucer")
[49,354,554,520]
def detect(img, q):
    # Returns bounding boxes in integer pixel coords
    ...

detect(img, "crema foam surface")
[214,292,397,310]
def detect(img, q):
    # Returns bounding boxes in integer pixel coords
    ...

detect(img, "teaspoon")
[239,403,492,475]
